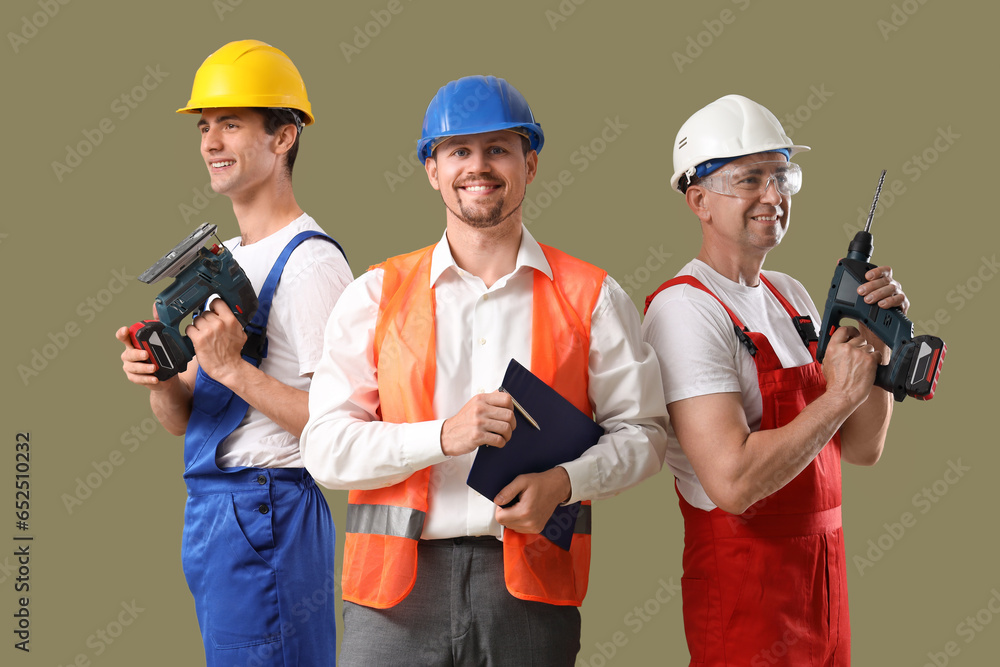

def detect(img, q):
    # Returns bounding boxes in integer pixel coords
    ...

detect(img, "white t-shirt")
[212,213,354,469]
[641,259,821,511]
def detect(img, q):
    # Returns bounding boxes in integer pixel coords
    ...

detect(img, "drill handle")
[875,335,946,402]
[817,258,910,360]
[128,320,193,381]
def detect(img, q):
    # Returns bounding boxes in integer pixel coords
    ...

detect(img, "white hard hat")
[671,94,810,193]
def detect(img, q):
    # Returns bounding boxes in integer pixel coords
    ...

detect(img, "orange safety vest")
[342,242,606,609]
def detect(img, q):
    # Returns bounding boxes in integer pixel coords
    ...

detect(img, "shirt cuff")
[402,419,451,470]
[559,458,599,505]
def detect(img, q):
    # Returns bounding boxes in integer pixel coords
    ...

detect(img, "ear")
[272,123,298,157]
[686,186,713,224]
[524,150,538,186]
[425,156,440,191]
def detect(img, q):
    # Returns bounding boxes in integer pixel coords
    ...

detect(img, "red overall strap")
[646,275,781,370]
[645,276,745,324]
[758,274,799,316]
[759,274,819,355]
[657,274,849,665]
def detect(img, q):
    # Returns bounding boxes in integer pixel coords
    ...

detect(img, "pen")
[498,386,541,430]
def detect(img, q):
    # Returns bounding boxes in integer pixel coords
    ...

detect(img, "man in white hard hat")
[114,40,351,666]
[642,94,909,665]
[300,75,668,665]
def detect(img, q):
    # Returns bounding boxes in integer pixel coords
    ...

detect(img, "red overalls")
[646,275,850,666]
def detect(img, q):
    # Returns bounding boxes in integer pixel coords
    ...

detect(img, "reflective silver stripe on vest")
[347,503,588,540]
[574,504,592,535]
[346,503,425,541]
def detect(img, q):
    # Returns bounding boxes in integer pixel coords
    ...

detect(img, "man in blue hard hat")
[300,75,669,665]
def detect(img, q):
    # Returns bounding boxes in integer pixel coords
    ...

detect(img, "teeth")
[464,185,494,192]
[211,160,235,168]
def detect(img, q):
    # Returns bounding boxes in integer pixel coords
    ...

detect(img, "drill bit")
[864,170,887,233]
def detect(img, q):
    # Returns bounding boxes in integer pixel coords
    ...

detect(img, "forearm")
[216,361,311,439]
[726,323,890,507]
[840,385,892,465]
[677,390,855,515]
[738,394,852,507]
[560,421,667,504]
[301,412,447,489]
[840,322,894,465]
[149,378,194,437]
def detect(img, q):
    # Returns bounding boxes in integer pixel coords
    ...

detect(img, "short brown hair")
[254,108,302,177]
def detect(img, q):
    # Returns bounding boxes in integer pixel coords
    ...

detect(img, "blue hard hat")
[417,75,544,164]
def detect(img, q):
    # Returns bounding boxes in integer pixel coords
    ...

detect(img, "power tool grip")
[128,320,191,381]
[874,335,946,401]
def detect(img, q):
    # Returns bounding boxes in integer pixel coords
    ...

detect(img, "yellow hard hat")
[177,39,314,125]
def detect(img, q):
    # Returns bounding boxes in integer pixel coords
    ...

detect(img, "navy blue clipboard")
[467,359,604,550]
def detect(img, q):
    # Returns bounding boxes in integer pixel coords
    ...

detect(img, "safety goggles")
[697,161,802,198]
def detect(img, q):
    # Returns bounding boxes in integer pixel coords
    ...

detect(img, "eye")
[452,148,469,157]
[488,146,506,155]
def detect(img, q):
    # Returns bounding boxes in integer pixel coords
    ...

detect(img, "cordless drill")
[816,171,946,402]
[128,223,258,381]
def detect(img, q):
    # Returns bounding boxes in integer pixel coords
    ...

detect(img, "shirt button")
[259,504,269,514]
[482,294,489,301]
[257,475,267,485]
[479,337,487,346]
[476,388,485,394]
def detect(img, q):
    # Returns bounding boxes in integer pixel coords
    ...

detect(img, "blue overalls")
[181,231,343,667]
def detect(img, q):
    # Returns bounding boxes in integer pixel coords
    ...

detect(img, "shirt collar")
[429,224,553,287]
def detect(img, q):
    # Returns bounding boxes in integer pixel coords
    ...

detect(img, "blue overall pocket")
[182,490,282,651]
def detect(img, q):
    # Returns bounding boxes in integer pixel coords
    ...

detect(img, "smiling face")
[688,151,793,258]
[424,130,537,231]
[197,107,287,200]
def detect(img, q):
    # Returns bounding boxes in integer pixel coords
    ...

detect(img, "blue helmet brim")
[418,123,544,164]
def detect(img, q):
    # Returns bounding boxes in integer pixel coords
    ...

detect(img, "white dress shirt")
[301,225,668,540]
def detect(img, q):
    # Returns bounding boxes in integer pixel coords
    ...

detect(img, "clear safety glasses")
[698,161,803,198]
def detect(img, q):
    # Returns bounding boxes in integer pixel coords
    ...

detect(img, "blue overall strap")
[243,231,346,365]
[183,231,346,478]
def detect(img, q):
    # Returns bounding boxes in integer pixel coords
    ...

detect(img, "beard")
[457,195,507,228]
[443,187,526,230]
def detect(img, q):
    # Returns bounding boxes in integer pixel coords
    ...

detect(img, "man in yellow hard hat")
[115,40,351,666]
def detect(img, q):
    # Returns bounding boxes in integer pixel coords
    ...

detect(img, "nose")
[201,125,222,152]
[467,148,492,174]
[760,177,783,205]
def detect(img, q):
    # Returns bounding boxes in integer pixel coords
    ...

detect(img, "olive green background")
[2,0,994,664]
